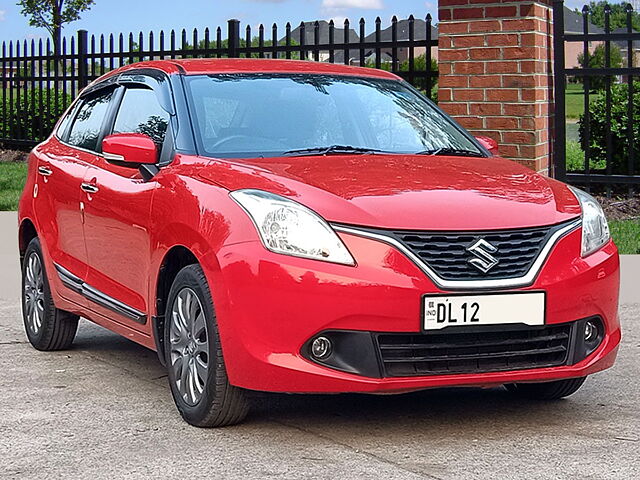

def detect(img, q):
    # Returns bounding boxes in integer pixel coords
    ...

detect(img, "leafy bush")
[0,88,72,142]
[578,81,640,175]
[566,140,585,171]
[566,140,606,172]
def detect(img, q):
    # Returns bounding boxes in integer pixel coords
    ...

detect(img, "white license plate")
[422,292,545,331]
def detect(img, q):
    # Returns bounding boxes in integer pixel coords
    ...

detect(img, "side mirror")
[102,133,158,167]
[475,136,499,156]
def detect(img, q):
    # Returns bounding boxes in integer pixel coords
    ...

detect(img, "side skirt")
[54,264,147,325]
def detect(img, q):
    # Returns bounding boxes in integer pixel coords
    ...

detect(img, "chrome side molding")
[54,264,147,324]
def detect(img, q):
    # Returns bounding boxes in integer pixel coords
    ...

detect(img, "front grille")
[391,224,558,280]
[376,324,572,377]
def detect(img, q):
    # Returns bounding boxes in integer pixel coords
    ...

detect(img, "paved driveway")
[1,212,638,479]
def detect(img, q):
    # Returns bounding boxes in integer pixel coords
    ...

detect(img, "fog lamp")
[584,321,599,343]
[311,336,332,360]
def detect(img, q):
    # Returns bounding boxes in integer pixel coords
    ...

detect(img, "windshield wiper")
[283,145,389,157]
[417,147,485,157]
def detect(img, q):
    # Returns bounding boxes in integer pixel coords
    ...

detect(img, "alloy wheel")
[169,287,209,406]
[23,252,45,335]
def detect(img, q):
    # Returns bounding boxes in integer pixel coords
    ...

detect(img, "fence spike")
[272,23,278,59]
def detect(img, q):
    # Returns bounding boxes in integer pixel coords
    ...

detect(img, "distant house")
[563,6,604,69]
[276,8,608,70]
[279,21,359,62]
[1,65,20,87]
[361,18,439,65]
[611,27,640,65]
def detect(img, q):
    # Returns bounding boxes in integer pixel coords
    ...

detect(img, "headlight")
[570,186,610,257]
[230,189,355,265]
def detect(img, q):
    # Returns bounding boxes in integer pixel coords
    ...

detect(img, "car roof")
[98,58,401,81]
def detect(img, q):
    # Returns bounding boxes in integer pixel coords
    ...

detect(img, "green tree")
[580,2,640,31]
[17,1,95,55]
[577,43,623,91]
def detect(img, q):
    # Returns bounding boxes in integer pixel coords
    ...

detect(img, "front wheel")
[505,377,587,400]
[164,264,249,427]
[22,238,79,351]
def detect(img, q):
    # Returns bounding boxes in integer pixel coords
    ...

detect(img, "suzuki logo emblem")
[466,239,499,273]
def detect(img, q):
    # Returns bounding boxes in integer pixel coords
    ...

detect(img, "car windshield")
[184,74,483,159]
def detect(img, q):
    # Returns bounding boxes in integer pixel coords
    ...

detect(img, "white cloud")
[0,10,6,22]
[322,0,384,10]
[329,15,348,25]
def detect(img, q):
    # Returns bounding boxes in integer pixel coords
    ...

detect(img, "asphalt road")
[1,211,638,479]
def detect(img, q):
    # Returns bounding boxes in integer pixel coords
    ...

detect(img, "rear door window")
[67,89,114,152]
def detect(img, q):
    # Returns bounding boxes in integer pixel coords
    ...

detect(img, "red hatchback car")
[18,59,620,427]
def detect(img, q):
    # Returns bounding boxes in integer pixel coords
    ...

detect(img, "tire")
[164,264,249,427]
[22,238,79,351]
[505,377,587,400]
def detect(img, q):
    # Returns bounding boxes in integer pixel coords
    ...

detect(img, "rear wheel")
[22,238,79,351]
[505,377,587,400]
[164,264,249,427]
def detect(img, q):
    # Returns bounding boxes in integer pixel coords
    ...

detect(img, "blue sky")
[0,0,593,43]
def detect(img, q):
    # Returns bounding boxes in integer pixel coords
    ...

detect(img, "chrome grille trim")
[332,219,581,290]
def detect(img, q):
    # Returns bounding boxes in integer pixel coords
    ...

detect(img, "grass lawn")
[0,161,28,211]
[565,83,597,120]
[609,220,640,255]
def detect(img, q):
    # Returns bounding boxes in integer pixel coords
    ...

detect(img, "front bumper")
[206,226,620,393]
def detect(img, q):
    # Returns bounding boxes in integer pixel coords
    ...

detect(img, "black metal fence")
[1,15,438,149]
[553,0,640,192]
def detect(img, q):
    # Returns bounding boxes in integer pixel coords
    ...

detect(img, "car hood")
[197,154,581,230]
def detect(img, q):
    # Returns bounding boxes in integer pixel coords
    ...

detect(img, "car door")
[34,88,115,307]
[81,83,171,330]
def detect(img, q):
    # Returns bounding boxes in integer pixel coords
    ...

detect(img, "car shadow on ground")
[71,319,583,433]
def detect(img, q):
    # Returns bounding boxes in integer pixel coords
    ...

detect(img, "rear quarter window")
[67,89,114,152]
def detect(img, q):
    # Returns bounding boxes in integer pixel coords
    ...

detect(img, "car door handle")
[81,183,99,194]
[38,166,53,176]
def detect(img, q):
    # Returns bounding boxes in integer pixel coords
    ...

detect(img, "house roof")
[283,21,359,45]
[364,18,438,43]
[563,6,605,34]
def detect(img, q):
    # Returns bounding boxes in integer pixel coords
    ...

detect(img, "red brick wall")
[438,0,553,173]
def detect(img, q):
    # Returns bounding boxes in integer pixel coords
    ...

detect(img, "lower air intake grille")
[376,324,572,377]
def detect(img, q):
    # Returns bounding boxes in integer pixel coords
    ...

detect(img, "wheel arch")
[152,245,200,366]
[18,218,38,264]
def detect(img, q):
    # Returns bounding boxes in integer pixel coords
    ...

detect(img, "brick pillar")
[438,0,553,173]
